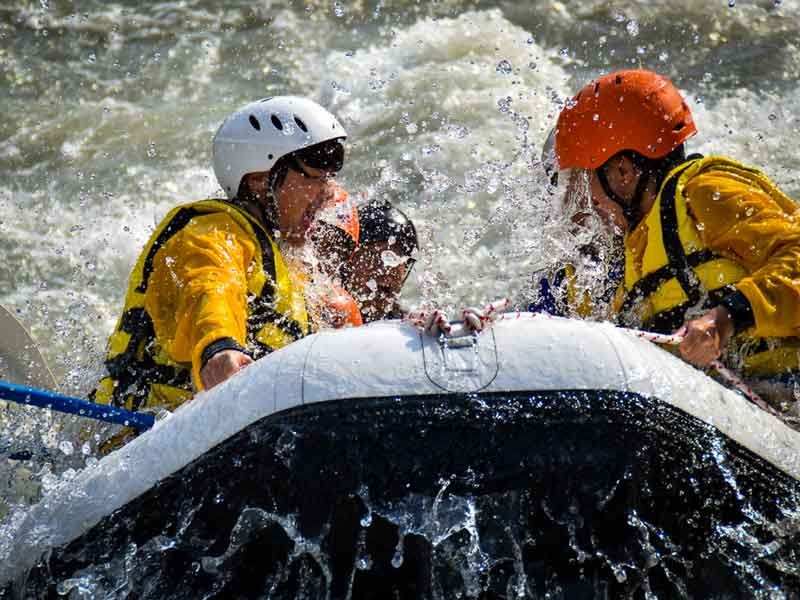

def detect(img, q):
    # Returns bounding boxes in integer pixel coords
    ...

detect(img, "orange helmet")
[308,186,360,277]
[307,186,360,250]
[555,69,696,170]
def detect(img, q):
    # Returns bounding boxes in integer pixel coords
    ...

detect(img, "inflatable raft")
[2,316,800,598]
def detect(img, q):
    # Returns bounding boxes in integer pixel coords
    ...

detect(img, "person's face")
[346,241,409,321]
[588,154,641,232]
[275,160,340,244]
[587,170,629,231]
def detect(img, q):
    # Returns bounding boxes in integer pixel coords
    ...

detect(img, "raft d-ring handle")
[438,330,479,350]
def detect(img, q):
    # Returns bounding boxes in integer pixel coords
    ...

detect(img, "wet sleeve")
[144,213,258,389]
[684,171,800,337]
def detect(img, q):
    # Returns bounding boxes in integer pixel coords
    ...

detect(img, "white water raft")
[3,315,800,595]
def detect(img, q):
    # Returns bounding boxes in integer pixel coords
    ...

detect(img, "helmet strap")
[596,145,688,232]
[261,163,291,235]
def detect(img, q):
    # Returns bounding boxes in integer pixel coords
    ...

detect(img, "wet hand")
[676,306,734,369]
[462,298,511,333]
[200,349,253,390]
[405,308,452,336]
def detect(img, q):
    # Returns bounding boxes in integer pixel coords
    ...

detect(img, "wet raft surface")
[12,391,800,598]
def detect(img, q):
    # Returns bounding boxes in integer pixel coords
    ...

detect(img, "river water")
[1,0,800,596]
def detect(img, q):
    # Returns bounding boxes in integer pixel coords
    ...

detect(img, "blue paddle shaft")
[0,380,155,431]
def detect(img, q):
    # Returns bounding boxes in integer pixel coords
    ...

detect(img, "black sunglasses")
[291,140,345,175]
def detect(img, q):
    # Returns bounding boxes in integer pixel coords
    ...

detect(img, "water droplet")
[405,122,418,134]
[420,144,440,157]
[360,511,373,527]
[356,554,373,570]
[592,113,600,122]
[59,440,74,455]
[81,442,91,456]
[728,0,735,6]
[497,96,512,113]
[445,124,468,139]
[146,141,157,158]
[658,51,669,62]
[282,121,296,136]
[381,250,405,267]
[87,52,96,63]
[626,20,639,37]
[333,1,344,17]
[559,48,569,58]
[391,550,404,568]
[526,37,534,45]
[495,59,512,75]
[613,565,627,582]
[768,113,777,121]
[528,61,537,70]
[711,191,721,201]
[39,0,49,9]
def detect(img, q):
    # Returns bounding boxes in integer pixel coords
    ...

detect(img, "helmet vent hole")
[615,75,622,85]
[294,116,308,132]
[268,154,274,160]
[248,115,261,131]
[673,122,685,132]
[270,114,283,131]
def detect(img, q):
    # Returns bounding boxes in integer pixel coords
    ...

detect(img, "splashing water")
[6,391,800,597]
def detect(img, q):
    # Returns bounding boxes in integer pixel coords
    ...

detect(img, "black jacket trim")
[720,289,756,334]
[200,337,249,369]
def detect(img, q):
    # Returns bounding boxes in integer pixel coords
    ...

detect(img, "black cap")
[357,201,418,257]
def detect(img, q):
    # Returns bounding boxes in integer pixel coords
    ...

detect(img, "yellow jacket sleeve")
[144,212,258,388]
[684,169,800,337]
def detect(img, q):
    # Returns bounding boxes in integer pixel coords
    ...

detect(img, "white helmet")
[212,96,347,198]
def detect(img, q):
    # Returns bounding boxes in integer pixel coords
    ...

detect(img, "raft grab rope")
[405,301,777,418]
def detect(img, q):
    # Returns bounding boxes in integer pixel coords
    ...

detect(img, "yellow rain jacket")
[615,155,800,377]
[93,200,309,412]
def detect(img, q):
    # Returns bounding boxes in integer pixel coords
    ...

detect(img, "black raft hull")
[12,390,800,599]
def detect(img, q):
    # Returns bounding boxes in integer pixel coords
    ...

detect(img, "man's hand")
[200,349,253,390]
[677,305,735,368]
